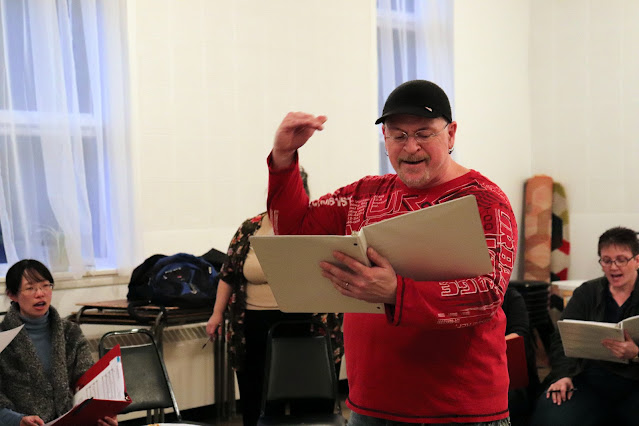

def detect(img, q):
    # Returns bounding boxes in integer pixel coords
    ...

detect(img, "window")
[0,1,135,277]
[376,0,454,174]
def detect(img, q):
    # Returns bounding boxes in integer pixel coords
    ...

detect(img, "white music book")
[558,315,639,364]
[250,195,493,313]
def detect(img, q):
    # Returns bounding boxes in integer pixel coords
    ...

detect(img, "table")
[70,299,214,348]
[551,280,583,306]
[69,299,235,420]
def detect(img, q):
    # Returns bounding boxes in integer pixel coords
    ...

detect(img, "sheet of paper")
[73,355,126,405]
[0,325,23,353]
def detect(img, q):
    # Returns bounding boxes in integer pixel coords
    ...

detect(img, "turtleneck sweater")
[21,311,53,375]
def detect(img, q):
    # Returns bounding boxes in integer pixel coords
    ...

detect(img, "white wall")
[455,0,639,281]
[454,0,532,278]
[529,0,639,279]
[127,0,379,260]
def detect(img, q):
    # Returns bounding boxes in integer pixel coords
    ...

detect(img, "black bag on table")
[127,252,219,309]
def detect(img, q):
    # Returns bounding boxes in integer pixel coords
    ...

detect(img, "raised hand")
[272,112,327,169]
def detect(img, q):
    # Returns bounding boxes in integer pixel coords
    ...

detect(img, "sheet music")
[43,346,130,426]
[0,325,23,353]
[73,355,126,405]
[558,319,625,363]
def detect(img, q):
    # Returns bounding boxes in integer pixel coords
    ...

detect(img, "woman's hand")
[97,415,118,425]
[206,310,224,339]
[545,376,576,405]
[602,330,639,360]
[20,416,44,426]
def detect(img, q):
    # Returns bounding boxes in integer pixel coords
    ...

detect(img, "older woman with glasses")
[0,259,117,426]
[531,227,639,426]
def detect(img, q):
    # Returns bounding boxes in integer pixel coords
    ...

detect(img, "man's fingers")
[366,246,393,269]
[282,112,327,131]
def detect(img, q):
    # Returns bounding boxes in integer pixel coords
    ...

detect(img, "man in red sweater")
[267,80,517,425]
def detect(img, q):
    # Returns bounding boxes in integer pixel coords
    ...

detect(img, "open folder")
[557,314,639,364]
[250,195,493,313]
[45,345,131,426]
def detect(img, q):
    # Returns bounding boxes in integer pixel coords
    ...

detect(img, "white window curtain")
[0,0,137,278]
[377,0,454,174]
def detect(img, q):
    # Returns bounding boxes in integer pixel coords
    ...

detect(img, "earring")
[448,147,454,154]
[385,151,389,157]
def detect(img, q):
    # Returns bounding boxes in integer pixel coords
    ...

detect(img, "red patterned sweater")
[267,155,517,424]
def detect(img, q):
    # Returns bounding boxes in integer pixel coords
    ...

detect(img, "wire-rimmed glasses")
[20,282,54,295]
[384,122,449,145]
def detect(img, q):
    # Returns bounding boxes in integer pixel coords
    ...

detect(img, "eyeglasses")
[598,257,636,268]
[20,282,54,295]
[385,122,449,145]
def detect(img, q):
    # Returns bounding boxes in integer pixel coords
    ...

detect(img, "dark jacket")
[546,275,639,384]
[0,304,94,422]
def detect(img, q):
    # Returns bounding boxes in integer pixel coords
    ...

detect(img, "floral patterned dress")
[222,212,344,371]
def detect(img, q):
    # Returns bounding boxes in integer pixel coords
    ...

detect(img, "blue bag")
[127,253,218,308]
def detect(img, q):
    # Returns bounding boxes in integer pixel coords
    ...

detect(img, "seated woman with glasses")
[531,226,639,426]
[0,259,117,426]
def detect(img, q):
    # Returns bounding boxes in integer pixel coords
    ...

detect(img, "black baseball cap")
[375,80,452,124]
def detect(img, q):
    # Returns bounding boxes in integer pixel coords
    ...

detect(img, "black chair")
[99,328,210,425]
[509,280,555,353]
[257,320,346,426]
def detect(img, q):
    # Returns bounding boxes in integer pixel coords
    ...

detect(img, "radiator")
[87,323,232,420]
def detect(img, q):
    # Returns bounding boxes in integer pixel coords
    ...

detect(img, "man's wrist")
[270,148,297,171]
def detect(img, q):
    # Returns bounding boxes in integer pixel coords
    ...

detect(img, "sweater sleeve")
[0,408,24,426]
[387,191,517,329]
[267,153,349,236]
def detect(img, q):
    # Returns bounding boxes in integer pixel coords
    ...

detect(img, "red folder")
[46,345,132,425]
[506,334,529,390]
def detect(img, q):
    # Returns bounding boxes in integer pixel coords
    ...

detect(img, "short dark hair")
[597,227,639,257]
[5,259,54,296]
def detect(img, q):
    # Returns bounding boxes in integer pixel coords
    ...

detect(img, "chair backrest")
[99,328,182,420]
[508,280,551,328]
[261,320,339,415]
[506,334,529,391]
